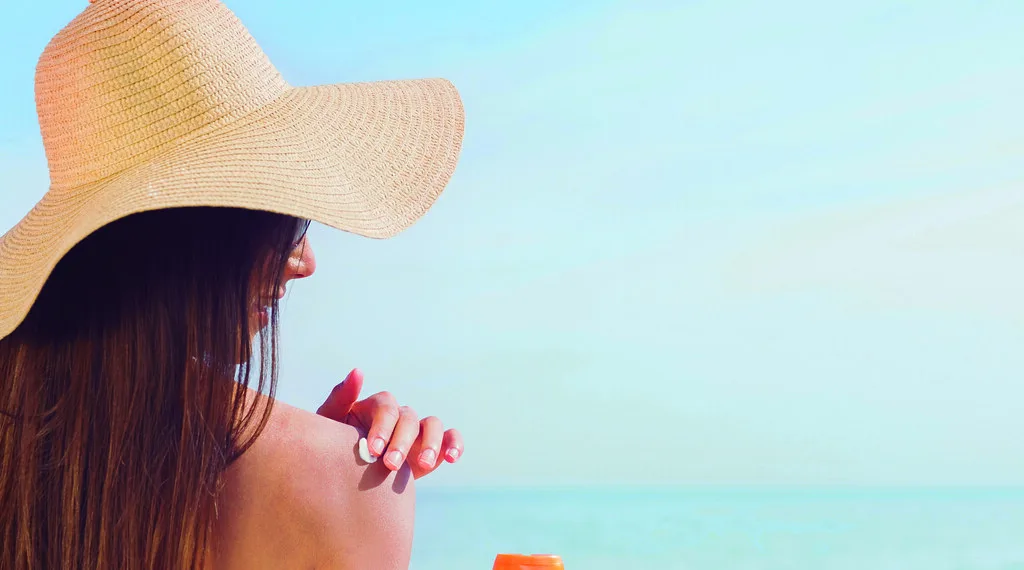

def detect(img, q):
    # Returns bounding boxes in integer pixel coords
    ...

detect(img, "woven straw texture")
[0,0,465,340]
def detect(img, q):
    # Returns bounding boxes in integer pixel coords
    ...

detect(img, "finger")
[315,369,363,421]
[414,416,445,470]
[365,391,399,456]
[383,406,419,471]
[441,428,464,463]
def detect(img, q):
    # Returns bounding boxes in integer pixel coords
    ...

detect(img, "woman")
[0,0,465,569]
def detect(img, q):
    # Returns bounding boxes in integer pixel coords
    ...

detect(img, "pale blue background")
[2,0,1023,491]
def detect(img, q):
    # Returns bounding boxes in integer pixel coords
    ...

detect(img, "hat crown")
[35,0,289,190]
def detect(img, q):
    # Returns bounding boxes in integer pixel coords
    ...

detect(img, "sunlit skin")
[255,229,463,478]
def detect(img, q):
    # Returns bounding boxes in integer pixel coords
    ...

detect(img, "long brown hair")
[0,207,303,570]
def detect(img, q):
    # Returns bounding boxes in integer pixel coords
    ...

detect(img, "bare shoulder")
[213,399,416,570]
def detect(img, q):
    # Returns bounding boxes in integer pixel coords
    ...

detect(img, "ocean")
[411,487,1024,570]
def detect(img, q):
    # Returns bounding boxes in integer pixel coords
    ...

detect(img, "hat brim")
[0,77,464,339]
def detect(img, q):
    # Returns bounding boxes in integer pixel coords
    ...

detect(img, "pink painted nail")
[420,449,436,466]
[371,437,385,455]
[386,450,404,468]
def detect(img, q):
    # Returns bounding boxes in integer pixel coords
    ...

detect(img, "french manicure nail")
[446,449,460,462]
[386,450,404,468]
[371,437,385,455]
[420,449,436,466]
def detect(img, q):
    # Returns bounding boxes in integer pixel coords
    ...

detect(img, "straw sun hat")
[0,0,465,340]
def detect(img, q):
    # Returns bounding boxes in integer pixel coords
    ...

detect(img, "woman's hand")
[316,368,463,480]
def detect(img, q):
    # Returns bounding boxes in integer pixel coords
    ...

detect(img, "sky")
[1,0,1023,488]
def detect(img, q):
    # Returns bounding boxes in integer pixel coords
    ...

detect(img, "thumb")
[316,368,364,421]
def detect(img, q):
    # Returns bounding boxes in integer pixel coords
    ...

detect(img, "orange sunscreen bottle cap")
[493,553,564,570]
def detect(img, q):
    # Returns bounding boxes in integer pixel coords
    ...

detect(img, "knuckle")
[375,391,396,405]
[379,406,401,423]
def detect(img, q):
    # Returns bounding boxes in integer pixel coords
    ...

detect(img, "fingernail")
[420,449,436,466]
[446,449,460,462]
[371,437,385,455]
[386,450,404,468]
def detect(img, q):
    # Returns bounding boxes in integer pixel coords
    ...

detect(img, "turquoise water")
[411,488,1024,570]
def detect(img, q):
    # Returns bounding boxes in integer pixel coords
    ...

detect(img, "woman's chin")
[249,308,270,335]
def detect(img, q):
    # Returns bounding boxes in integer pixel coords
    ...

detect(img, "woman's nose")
[286,238,316,280]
